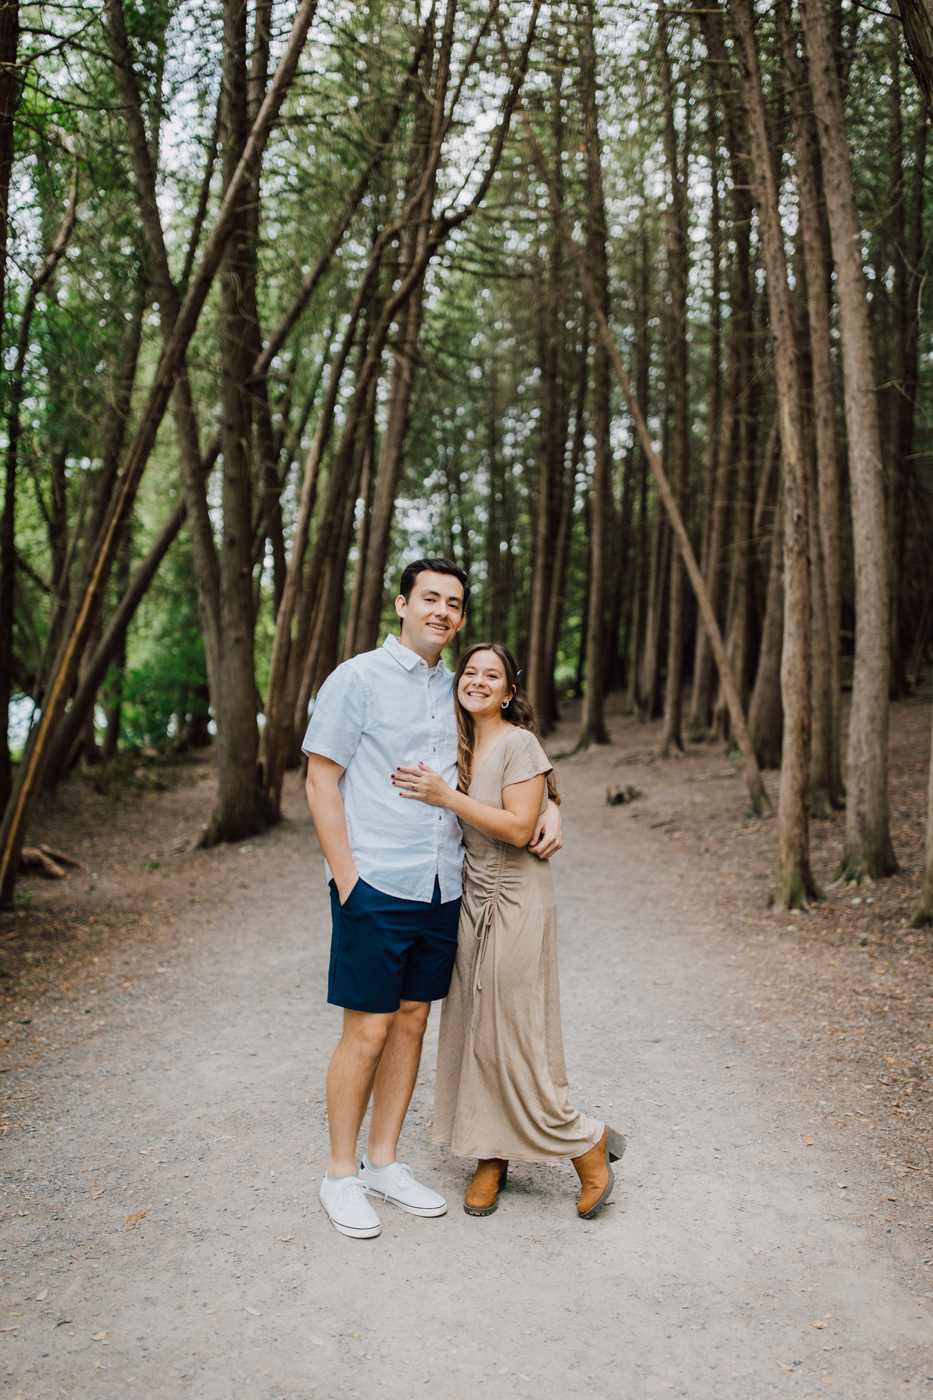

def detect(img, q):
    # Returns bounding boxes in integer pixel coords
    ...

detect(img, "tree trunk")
[749,485,784,768]
[731,0,816,908]
[691,0,753,738]
[688,84,722,737]
[909,696,933,927]
[578,0,611,748]
[527,66,568,729]
[625,215,651,716]
[101,527,131,762]
[779,0,845,809]
[659,10,690,757]
[897,0,933,120]
[800,0,898,881]
[543,330,589,729]
[197,0,270,845]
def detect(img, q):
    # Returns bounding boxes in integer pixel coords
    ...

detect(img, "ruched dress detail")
[432,727,602,1162]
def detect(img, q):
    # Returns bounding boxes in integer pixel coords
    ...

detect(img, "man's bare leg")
[326,1009,393,1178]
[367,1000,430,1167]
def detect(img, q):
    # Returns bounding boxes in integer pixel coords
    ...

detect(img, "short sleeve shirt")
[301,634,463,903]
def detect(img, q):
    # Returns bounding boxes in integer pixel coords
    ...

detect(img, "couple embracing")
[303,558,625,1239]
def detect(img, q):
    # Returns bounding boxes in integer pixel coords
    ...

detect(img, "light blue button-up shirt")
[301,633,463,903]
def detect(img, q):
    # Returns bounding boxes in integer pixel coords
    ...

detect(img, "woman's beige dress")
[433,726,602,1163]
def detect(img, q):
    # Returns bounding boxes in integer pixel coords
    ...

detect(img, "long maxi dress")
[432,726,603,1163]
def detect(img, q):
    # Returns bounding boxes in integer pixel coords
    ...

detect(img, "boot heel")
[606,1128,627,1163]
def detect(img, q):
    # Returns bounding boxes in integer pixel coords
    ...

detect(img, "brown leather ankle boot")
[463,1159,508,1217]
[572,1129,614,1218]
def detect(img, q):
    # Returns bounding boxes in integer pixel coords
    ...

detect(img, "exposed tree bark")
[731,0,816,905]
[640,492,670,722]
[199,0,270,846]
[658,10,690,757]
[801,0,898,881]
[909,697,933,926]
[896,0,933,119]
[779,0,845,810]
[626,207,651,716]
[749,484,784,768]
[578,0,611,748]
[0,0,319,906]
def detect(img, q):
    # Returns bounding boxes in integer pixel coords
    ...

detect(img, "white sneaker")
[319,1174,382,1238]
[359,1157,447,1217]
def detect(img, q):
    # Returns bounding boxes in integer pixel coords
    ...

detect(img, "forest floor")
[1,682,932,1400]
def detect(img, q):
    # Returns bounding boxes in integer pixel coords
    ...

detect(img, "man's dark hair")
[398,558,469,615]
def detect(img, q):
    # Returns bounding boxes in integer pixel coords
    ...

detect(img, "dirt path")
[2,700,932,1400]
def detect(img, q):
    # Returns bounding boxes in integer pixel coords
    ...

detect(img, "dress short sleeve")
[500,728,553,788]
[301,661,370,769]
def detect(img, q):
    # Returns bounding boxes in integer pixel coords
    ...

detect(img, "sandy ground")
[1,690,932,1400]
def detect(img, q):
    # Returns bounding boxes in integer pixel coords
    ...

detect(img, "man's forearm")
[305,775,358,898]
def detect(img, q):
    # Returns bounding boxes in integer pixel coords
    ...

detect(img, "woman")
[392,642,625,1219]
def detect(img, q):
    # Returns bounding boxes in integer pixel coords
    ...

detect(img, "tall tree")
[730,0,817,908]
[658,11,691,756]
[800,0,898,880]
[578,0,611,747]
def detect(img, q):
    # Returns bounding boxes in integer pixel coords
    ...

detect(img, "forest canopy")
[0,0,932,918]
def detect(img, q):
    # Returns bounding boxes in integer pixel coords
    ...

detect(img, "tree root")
[771,865,821,913]
[834,839,899,885]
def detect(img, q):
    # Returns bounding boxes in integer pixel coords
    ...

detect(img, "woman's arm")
[392,761,546,848]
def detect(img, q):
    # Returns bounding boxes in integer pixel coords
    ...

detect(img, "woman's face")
[458,650,514,721]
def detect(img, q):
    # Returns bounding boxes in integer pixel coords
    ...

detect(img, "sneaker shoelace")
[337,1179,370,1211]
[392,1163,415,1191]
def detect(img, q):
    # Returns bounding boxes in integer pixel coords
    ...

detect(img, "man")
[303,558,562,1238]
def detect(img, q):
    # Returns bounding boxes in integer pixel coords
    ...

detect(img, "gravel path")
[2,734,931,1399]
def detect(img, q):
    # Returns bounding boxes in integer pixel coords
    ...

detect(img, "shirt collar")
[382,632,448,674]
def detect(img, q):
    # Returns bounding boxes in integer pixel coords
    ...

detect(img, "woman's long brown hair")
[453,642,560,804]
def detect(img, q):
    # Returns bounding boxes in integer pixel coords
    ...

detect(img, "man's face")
[395,571,466,657]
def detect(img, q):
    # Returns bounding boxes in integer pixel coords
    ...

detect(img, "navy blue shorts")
[327,876,461,1015]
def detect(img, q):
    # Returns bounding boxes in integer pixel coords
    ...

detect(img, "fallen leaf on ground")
[309,1334,325,1347]
[244,1306,261,1316]
[91,1331,107,1341]
[124,1377,138,1383]
[806,1137,814,1146]
[777,1361,794,1372]
[811,1320,824,1329]
[55,1318,73,1327]
[124,1207,150,1229]
[278,1235,293,1242]
[91,1188,106,1199]
[35,1289,48,1301]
